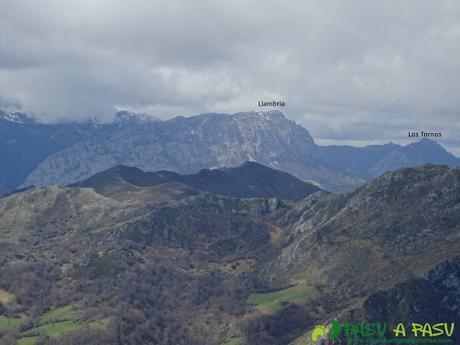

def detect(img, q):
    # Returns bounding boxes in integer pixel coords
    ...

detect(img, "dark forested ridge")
[73,161,321,201]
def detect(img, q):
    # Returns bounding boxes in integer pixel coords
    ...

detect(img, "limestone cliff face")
[0,110,103,195]
[8,110,460,195]
[23,111,363,191]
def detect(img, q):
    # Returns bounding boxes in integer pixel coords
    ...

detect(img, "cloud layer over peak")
[1,0,460,152]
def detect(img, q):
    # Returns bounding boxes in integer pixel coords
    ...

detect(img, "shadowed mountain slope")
[0,111,101,195]
[74,161,322,201]
[319,138,460,179]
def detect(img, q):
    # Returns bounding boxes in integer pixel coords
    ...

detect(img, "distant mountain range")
[1,109,459,195]
[0,110,155,196]
[0,164,458,344]
[319,138,460,179]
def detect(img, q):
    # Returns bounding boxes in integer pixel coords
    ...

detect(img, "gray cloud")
[1,0,460,152]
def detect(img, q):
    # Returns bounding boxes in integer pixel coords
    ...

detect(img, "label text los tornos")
[408,131,442,138]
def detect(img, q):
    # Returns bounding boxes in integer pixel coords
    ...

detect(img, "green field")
[19,305,81,344]
[40,305,77,324]
[22,320,83,338]
[17,305,109,345]
[0,315,26,332]
[248,286,315,313]
[18,337,39,345]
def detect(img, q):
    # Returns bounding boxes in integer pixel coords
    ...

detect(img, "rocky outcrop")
[262,165,460,295]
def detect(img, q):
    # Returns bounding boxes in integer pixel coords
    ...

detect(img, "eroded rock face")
[5,109,460,195]
[423,258,460,314]
[22,111,363,191]
[262,165,460,295]
[0,111,103,195]
[353,256,460,337]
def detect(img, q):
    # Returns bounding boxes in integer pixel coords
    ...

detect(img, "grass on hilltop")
[0,315,26,332]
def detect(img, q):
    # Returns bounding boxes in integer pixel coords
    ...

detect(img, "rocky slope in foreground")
[263,165,460,292]
[292,255,460,345]
[0,164,459,345]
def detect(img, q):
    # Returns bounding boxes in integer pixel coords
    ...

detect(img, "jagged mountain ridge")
[74,162,322,201]
[0,110,158,196]
[23,110,362,192]
[319,138,460,179]
[263,164,460,292]
[2,109,460,195]
[0,110,101,196]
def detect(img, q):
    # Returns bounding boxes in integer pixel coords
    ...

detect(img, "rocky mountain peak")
[114,110,159,125]
[0,110,36,124]
[409,138,447,150]
[233,110,287,120]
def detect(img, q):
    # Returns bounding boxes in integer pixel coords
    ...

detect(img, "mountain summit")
[319,138,460,179]
[1,109,459,195]
[0,111,36,124]
[22,111,361,191]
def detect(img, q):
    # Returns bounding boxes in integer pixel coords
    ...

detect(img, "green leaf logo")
[311,325,327,342]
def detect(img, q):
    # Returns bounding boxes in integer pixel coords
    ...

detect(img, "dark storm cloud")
[1,0,460,152]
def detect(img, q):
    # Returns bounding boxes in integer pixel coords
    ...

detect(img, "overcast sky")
[1,0,460,153]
